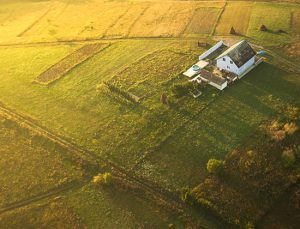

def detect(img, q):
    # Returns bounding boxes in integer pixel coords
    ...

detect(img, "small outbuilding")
[199,69,227,91]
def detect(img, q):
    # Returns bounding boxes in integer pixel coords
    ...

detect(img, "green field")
[1,0,300,228]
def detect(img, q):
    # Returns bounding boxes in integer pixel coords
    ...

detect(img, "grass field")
[35,43,108,85]
[1,0,300,228]
[0,115,82,208]
[0,0,299,44]
[184,8,221,36]
[215,2,253,36]
[246,2,297,44]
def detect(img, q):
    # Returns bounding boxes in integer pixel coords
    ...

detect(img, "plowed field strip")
[35,43,108,85]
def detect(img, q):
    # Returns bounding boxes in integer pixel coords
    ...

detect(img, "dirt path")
[0,102,225,228]
[0,180,85,214]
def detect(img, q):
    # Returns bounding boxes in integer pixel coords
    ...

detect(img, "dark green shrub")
[171,82,194,98]
[281,149,296,167]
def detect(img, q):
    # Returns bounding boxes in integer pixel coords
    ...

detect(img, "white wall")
[216,56,239,75]
[237,56,255,75]
[210,81,228,90]
[217,55,256,76]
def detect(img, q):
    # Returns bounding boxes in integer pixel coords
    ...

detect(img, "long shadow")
[243,62,300,105]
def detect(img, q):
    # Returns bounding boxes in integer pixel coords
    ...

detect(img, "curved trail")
[0,103,224,228]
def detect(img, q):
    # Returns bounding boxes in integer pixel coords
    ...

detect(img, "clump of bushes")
[92,172,112,186]
[283,122,299,135]
[207,159,225,175]
[180,187,196,205]
[267,120,299,142]
[281,148,296,168]
[171,82,196,98]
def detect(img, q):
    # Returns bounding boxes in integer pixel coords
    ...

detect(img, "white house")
[215,40,256,77]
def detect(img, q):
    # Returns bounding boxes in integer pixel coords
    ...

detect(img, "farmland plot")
[0,1,51,43]
[105,2,150,38]
[135,63,300,191]
[35,43,108,85]
[109,50,194,98]
[128,2,208,37]
[0,117,82,207]
[215,2,253,35]
[184,8,221,36]
[30,1,130,40]
[247,3,294,44]
[291,10,300,35]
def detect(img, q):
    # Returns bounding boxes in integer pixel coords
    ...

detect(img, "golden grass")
[291,10,300,34]
[215,2,253,35]
[184,8,221,36]
[105,2,150,38]
[0,1,51,43]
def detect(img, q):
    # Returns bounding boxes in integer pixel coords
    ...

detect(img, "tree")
[207,159,224,175]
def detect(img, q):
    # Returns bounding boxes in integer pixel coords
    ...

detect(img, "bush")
[92,172,112,186]
[171,82,194,98]
[281,149,296,168]
[207,159,225,175]
[283,122,299,135]
[180,187,197,205]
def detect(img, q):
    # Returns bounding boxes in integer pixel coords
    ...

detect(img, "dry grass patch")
[35,43,108,85]
[291,10,300,34]
[105,2,150,38]
[129,2,201,37]
[0,1,51,43]
[39,1,129,40]
[0,118,82,207]
[184,8,221,36]
[215,2,253,35]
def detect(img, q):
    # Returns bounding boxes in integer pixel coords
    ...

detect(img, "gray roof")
[216,40,256,68]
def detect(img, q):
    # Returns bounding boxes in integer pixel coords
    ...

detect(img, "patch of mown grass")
[184,7,221,36]
[215,2,253,36]
[246,2,299,45]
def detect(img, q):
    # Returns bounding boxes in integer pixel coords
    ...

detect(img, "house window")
[230,60,233,64]
[223,58,226,61]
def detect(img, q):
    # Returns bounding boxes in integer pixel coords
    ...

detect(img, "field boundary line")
[211,1,228,36]
[17,8,52,37]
